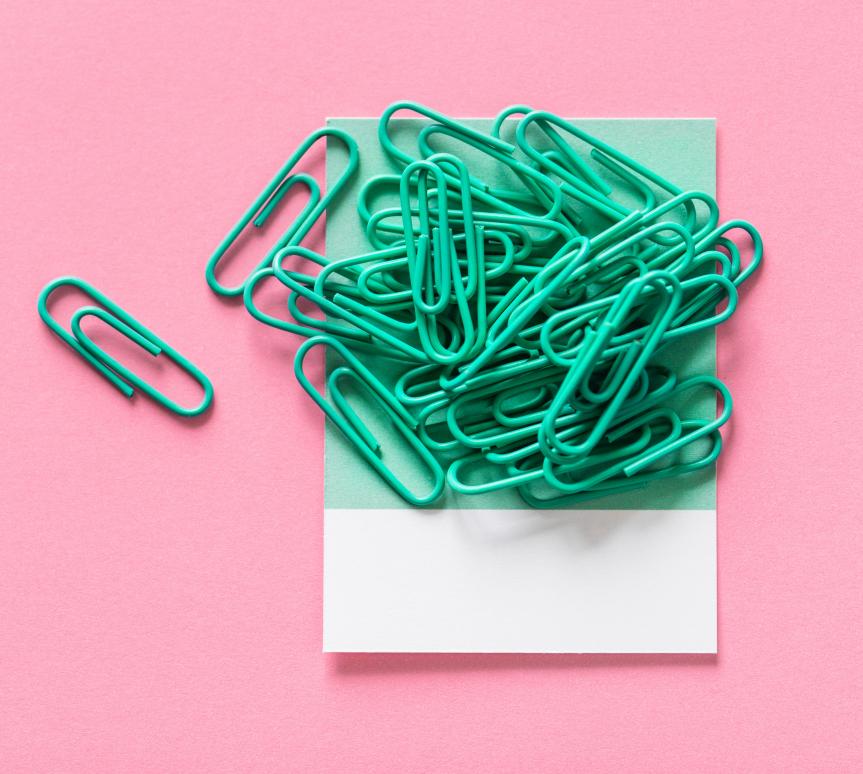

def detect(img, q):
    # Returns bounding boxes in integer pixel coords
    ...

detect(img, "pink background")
[2,1,861,770]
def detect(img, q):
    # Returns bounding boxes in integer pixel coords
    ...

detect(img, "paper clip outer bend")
[206,127,359,296]
[294,335,445,506]
[38,277,214,417]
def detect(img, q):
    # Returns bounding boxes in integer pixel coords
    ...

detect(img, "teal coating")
[38,277,213,417]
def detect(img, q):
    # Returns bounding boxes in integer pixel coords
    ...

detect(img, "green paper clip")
[206,127,359,296]
[38,277,213,417]
[294,335,445,506]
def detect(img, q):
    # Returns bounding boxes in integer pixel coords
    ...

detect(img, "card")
[323,117,717,653]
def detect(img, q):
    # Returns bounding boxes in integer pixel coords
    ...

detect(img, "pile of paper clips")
[207,102,762,507]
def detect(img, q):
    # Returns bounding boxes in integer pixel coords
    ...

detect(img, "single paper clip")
[205,127,359,296]
[294,335,445,505]
[38,277,214,417]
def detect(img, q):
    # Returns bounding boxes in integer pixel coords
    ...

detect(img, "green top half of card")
[323,117,716,511]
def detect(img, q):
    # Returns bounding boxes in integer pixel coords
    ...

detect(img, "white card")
[325,508,715,653]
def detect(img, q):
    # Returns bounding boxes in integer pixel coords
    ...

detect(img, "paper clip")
[539,271,682,463]
[38,277,213,417]
[206,127,358,296]
[378,101,514,169]
[294,335,445,505]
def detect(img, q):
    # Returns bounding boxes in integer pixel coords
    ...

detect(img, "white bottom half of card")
[324,508,716,653]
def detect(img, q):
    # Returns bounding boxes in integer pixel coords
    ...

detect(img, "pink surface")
[1,1,861,770]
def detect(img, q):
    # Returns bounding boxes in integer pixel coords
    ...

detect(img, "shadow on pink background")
[1,1,861,771]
